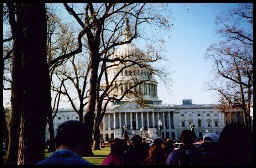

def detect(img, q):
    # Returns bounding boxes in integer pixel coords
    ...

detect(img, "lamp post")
[190,123,196,140]
[140,127,143,137]
[121,125,125,138]
[158,120,163,138]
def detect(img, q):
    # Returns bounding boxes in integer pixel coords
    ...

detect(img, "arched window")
[198,119,201,127]
[208,120,211,127]
[153,85,155,96]
[181,120,185,127]
[149,84,151,96]
[120,84,123,94]
[144,83,147,95]
[215,120,218,127]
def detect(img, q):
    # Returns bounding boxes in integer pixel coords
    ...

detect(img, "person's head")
[131,135,142,146]
[147,143,166,164]
[218,124,253,165]
[165,138,174,152]
[153,138,163,146]
[180,130,195,145]
[55,120,90,156]
[110,138,127,155]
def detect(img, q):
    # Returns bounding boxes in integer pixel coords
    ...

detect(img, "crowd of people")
[37,120,253,166]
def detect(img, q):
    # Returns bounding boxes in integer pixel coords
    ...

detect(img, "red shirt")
[102,154,124,165]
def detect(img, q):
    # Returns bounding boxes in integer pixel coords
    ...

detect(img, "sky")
[155,3,240,105]
[3,3,243,108]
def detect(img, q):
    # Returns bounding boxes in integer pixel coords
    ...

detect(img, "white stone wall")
[45,106,225,142]
[101,105,225,141]
[45,111,79,140]
[174,108,225,138]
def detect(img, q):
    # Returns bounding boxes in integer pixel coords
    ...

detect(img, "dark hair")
[131,135,142,146]
[110,138,127,155]
[180,130,195,145]
[164,138,174,154]
[145,143,166,165]
[55,120,90,148]
[153,138,164,146]
[218,124,253,165]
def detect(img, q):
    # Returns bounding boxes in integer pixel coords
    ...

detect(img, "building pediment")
[112,102,141,111]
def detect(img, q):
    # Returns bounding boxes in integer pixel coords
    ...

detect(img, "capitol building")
[48,20,225,141]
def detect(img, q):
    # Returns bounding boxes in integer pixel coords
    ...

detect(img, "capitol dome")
[104,17,161,105]
[112,17,148,61]
[113,43,145,60]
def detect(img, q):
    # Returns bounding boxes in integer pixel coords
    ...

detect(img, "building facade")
[100,21,225,141]
[47,101,225,142]
[46,19,225,141]
[101,101,225,141]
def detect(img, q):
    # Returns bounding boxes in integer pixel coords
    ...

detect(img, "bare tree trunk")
[14,3,48,165]
[93,100,105,150]
[83,53,100,156]
[2,107,9,152]
[78,109,84,123]
[6,2,23,163]
[93,125,101,150]
[47,107,56,152]
[17,117,24,165]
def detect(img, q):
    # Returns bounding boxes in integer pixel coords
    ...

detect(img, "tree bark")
[79,109,84,123]
[93,100,104,150]
[12,3,48,165]
[47,107,56,152]
[93,125,101,150]
[83,52,100,156]
[6,2,23,164]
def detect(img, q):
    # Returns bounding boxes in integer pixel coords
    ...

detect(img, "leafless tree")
[53,55,90,123]
[206,4,253,128]
[4,3,88,164]
[46,6,80,152]
[63,3,171,155]
[4,3,50,165]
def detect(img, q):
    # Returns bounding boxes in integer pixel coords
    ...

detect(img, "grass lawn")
[84,147,110,165]
[45,147,110,165]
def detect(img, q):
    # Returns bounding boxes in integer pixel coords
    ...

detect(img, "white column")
[130,112,133,130]
[153,112,155,128]
[125,112,127,127]
[113,113,116,129]
[142,83,144,95]
[136,112,138,130]
[141,112,144,128]
[162,112,166,130]
[119,113,122,128]
[162,112,165,138]
[168,112,171,130]
[103,115,105,131]
[156,85,157,97]
[150,84,152,96]
[147,112,150,128]
[157,112,160,129]
[108,114,111,130]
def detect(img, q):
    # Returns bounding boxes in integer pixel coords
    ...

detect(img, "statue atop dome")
[124,17,132,41]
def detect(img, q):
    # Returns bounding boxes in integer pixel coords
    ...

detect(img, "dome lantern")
[124,17,132,41]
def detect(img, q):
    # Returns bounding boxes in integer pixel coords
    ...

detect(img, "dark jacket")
[36,149,91,165]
